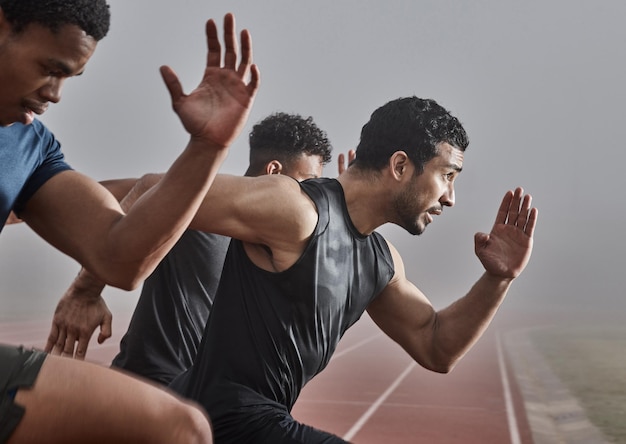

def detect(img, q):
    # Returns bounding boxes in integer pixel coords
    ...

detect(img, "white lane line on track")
[330,333,382,361]
[496,332,521,444]
[342,360,417,442]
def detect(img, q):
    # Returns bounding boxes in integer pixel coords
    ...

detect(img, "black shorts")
[213,405,349,444]
[0,344,47,444]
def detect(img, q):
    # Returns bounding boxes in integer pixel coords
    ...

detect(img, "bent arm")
[367,244,511,373]
[22,143,227,289]
[21,14,260,289]
[368,188,537,373]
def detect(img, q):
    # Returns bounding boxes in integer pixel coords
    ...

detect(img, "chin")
[401,221,425,236]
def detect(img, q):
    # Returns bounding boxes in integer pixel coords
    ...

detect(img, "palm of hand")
[476,223,534,279]
[475,187,538,279]
[174,67,254,147]
[161,14,260,150]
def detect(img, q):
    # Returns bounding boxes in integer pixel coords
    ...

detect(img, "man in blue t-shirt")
[0,1,259,442]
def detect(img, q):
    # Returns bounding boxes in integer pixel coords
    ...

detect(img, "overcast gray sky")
[1,0,625,319]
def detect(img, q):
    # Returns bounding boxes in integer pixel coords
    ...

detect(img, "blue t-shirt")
[0,119,72,229]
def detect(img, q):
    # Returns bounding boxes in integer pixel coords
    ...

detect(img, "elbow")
[417,353,457,374]
[98,273,142,291]
[426,359,458,374]
[90,263,148,291]
[414,342,462,375]
[112,276,142,292]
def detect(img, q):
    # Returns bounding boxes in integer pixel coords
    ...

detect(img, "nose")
[441,183,455,207]
[39,78,65,104]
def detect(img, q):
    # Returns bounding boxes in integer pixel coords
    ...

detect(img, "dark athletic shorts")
[0,344,47,444]
[213,404,350,443]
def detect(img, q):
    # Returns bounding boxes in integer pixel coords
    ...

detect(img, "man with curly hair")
[0,1,259,442]
[164,96,538,443]
[78,96,537,443]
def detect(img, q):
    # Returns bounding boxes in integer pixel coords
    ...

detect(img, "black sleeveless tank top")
[175,178,395,421]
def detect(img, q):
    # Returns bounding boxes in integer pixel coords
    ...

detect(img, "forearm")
[431,273,512,371]
[99,140,228,288]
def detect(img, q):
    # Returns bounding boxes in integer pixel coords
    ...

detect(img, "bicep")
[20,170,124,268]
[367,241,437,364]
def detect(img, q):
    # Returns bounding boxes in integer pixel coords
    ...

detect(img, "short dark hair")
[247,112,333,175]
[353,97,469,173]
[0,0,110,40]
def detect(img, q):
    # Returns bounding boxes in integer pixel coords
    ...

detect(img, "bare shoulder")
[195,174,318,246]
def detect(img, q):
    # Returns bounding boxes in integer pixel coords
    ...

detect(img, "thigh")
[0,345,46,444]
[9,354,212,444]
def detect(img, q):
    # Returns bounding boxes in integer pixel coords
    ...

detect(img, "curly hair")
[247,112,333,175]
[0,0,110,40]
[353,97,469,173]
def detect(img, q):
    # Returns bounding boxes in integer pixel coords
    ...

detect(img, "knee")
[169,402,213,444]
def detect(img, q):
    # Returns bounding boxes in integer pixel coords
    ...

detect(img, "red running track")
[0,311,534,443]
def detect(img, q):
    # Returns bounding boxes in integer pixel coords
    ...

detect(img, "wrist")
[482,272,514,288]
[73,269,106,296]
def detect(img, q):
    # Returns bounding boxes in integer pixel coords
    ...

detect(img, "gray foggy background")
[1,0,625,321]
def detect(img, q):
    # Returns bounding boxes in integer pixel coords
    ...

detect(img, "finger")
[337,153,346,175]
[474,232,489,253]
[494,190,513,226]
[160,65,184,105]
[52,330,66,356]
[246,64,261,96]
[237,29,253,78]
[44,323,60,353]
[524,207,538,237]
[75,336,90,361]
[62,332,77,358]
[517,194,532,227]
[506,187,523,225]
[98,312,113,344]
[205,18,221,68]
[348,149,356,164]
[222,13,238,70]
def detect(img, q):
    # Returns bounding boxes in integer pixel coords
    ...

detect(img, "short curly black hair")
[353,96,469,173]
[0,0,110,40]
[247,112,333,175]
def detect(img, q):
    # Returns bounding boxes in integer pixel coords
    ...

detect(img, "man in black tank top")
[52,112,335,385]
[165,96,538,443]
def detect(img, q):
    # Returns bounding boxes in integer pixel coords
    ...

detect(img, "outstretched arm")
[21,13,259,290]
[368,187,537,373]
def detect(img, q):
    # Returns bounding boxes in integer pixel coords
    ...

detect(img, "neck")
[337,169,391,235]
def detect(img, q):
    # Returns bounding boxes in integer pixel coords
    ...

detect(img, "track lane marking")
[497,332,521,444]
[330,333,382,361]
[342,360,417,441]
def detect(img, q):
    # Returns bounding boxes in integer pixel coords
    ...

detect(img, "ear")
[0,7,15,44]
[0,8,8,38]
[388,151,411,182]
[265,160,284,175]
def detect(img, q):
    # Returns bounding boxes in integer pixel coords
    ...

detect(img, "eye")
[41,64,65,78]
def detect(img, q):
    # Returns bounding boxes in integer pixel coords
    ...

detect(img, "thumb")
[97,312,113,344]
[474,232,489,250]
[160,65,184,106]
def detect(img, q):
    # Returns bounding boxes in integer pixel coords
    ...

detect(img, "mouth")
[23,101,48,116]
[425,207,442,224]
[25,104,48,115]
